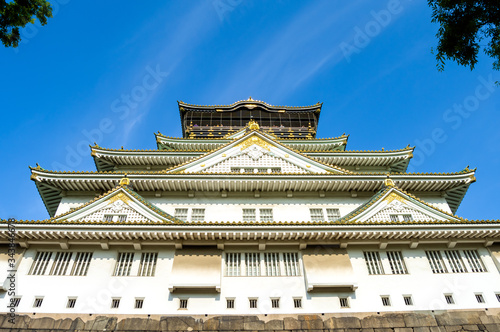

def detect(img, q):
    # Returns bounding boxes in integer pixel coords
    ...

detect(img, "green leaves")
[0,0,52,48]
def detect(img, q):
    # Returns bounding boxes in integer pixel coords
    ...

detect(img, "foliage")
[428,0,500,73]
[0,0,52,48]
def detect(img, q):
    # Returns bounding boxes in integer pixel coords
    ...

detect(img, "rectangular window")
[49,252,73,276]
[191,208,205,221]
[445,250,467,273]
[249,298,258,309]
[445,294,455,304]
[475,294,485,303]
[387,251,408,274]
[138,252,158,277]
[11,297,21,307]
[402,214,413,222]
[403,296,413,306]
[363,251,384,275]
[426,251,448,273]
[226,253,241,276]
[245,253,260,276]
[271,298,280,308]
[390,214,400,222]
[339,297,350,308]
[70,252,93,276]
[283,252,300,276]
[242,209,256,221]
[294,298,302,308]
[33,297,43,308]
[104,215,113,222]
[118,215,127,222]
[67,298,76,308]
[309,208,324,221]
[463,250,487,272]
[326,208,341,221]
[381,296,391,306]
[259,209,273,222]
[174,208,188,221]
[264,253,280,276]
[496,293,500,302]
[114,252,134,276]
[29,251,52,275]
[179,299,188,309]
[135,298,144,309]
[111,298,120,308]
[226,299,235,309]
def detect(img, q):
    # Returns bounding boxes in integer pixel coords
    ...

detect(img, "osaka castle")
[2,98,500,318]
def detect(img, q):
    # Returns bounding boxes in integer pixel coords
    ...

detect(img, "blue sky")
[1,1,498,220]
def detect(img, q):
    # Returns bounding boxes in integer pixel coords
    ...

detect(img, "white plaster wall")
[3,244,499,315]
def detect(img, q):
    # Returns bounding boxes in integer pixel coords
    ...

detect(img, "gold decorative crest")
[383,192,406,204]
[236,136,270,151]
[107,192,131,205]
[247,119,260,130]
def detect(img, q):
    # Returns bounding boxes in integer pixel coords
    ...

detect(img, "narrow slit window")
[444,294,455,304]
[271,298,280,308]
[387,251,408,274]
[11,297,21,307]
[264,253,280,276]
[67,298,76,308]
[403,296,413,306]
[326,208,341,221]
[242,209,256,222]
[70,252,93,276]
[294,298,302,308]
[111,298,120,308]
[426,251,448,273]
[249,298,258,309]
[339,297,350,308]
[135,299,144,309]
[445,250,467,273]
[113,252,134,276]
[174,208,188,221]
[463,250,487,272]
[381,296,391,306]
[179,299,188,309]
[29,251,53,275]
[475,294,485,303]
[50,252,73,276]
[226,299,235,309]
[33,297,43,308]
[191,208,205,221]
[364,251,384,275]
[138,252,158,277]
[496,293,500,302]
[245,253,260,276]
[283,252,300,276]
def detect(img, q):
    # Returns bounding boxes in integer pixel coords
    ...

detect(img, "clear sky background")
[1,1,498,221]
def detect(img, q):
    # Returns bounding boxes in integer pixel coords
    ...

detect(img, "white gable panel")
[80,202,152,223]
[203,150,307,174]
[366,203,435,222]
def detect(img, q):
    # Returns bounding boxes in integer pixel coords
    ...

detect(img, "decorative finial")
[119,175,130,186]
[247,119,260,130]
[121,146,124,150]
[247,96,253,101]
[384,175,395,187]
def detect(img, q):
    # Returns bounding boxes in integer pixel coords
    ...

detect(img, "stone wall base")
[1,310,499,331]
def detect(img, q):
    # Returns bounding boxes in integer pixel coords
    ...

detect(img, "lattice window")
[135,299,144,309]
[387,251,408,274]
[283,252,300,276]
[402,214,413,221]
[226,253,241,276]
[475,294,485,303]
[67,298,77,308]
[364,251,384,275]
[370,207,429,222]
[260,209,273,222]
[390,214,399,222]
[33,297,43,308]
[310,208,324,221]
[444,294,455,304]
[226,299,235,309]
[179,299,188,309]
[403,295,413,306]
[249,298,258,308]
[70,252,93,276]
[271,298,280,308]
[294,298,302,308]
[463,250,487,272]
[243,209,256,221]
[326,208,341,221]
[445,250,467,273]
[29,251,52,275]
[381,296,391,306]
[245,253,260,276]
[49,252,73,276]
[496,293,500,302]
[138,253,158,277]
[174,208,188,221]
[114,252,134,276]
[104,215,113,222]
[111,298,120,308]
[191,209,205,221]
[339,297,350,308]
[87,206,149,223]
[11,297,21,307]
[426,251,448,273]
[264,253,280,276]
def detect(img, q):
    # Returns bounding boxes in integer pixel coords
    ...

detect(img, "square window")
[111,298,120,308]
[67,298,76,308]
[339,297,350,308]
[309,208,324,221]
[496,293,500,302]
[29,251,52,275]
[113,252,134,276]
[390,214,400,222]
[33,297,44,308]
[138,252,158,277]
[118,215,127,222]
[249,298,258,309]
[426,251,448,273]
[402,214,413,222]
[226,299,235,309]
[444,294,455,304]
[174,208,188,221]
[135,299,144,309]
[179,299,188,309]
[191,209,205,221]
[70,252,93,276]
[387,251,408,274]
[475,294,485,303]
[463,250,487,272]
[403,295,413,306]
[245,253,260,276]
[242,209,256,222]
[381,296,391,306]
[11,297,21,307]
[364,251,384,274]
[271,298,280,308]
[326,208,341,221]
[293,298,302,308]
[259,209,273,222]
[104,215,113,222]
